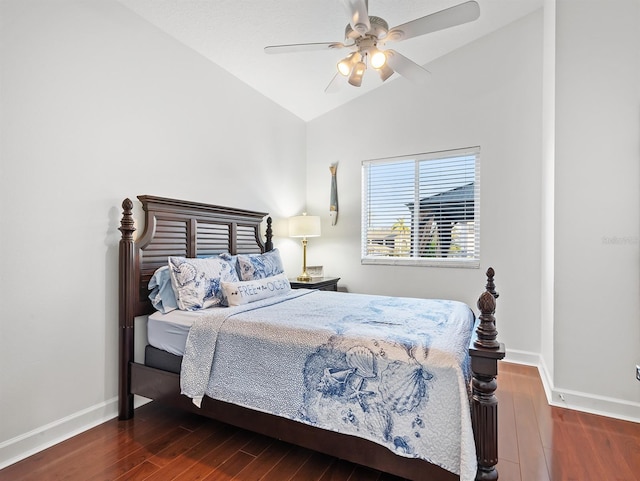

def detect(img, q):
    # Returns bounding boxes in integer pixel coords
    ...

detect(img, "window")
[361,147,480,268]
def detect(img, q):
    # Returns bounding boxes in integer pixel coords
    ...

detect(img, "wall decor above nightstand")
[289,277,340,292]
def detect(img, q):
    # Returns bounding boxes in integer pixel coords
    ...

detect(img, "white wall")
[0,0,306,466]
[552,0,640,418]
[2,0,639,470]
[307,12,544,360]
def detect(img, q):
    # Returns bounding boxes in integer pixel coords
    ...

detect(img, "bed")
[118,195,505,481]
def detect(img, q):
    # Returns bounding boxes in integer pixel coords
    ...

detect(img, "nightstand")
[289,277,340,291]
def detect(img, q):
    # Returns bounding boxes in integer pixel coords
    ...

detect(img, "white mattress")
[147,309,204,356]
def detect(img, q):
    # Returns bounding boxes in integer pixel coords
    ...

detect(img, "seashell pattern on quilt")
[180,290,478,481]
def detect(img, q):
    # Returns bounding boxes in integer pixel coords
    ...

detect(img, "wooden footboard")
[118,196,505,481]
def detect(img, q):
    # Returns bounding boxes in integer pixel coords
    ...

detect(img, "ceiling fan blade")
[325,73,346,94]
[385,50,430,84]
[384,1,480,43]
[342,0,371,35]
[264,42,345,54]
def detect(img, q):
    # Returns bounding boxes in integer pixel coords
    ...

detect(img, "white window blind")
[361,147,480,267]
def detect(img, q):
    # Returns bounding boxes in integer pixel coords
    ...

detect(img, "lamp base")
[297,274,312,282]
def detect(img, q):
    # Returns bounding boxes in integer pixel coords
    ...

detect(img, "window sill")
[361,256,480,268]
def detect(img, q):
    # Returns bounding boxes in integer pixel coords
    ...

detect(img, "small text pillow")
[221,273,291,306]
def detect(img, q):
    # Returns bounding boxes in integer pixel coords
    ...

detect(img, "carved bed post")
[264,216,273,252]
[118,198,136,420]
[470,267,505,480]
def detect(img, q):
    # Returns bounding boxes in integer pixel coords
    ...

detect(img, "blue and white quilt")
[180,290,477,481]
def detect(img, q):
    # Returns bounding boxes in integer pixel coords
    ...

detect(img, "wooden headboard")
[117,195,273,417]
[119,195,273,317]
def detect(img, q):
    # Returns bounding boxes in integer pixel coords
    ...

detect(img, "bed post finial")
[265,216,274,252]
[475,268,500,350]
[119,198,135,240]
[485,267,498,298]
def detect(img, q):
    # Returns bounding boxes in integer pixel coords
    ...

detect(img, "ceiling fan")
[264,0,480,92]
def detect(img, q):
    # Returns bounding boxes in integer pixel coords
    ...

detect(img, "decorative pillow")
[218,252,238,274]
[236,248,284,281]
[168,256,239,311]
[148,266,178,313]
[221,273,291,306]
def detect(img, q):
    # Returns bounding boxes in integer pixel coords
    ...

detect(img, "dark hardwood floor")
[1,363,639,481]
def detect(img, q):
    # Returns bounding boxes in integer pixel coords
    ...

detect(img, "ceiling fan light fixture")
[370,49,387,69]
[337,59,351,76]
[348,60,366,87]
[337,52,360,76]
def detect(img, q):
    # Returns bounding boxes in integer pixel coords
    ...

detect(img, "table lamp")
[289,213,321,281]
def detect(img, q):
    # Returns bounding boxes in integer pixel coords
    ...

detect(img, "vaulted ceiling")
[118,0,543,121]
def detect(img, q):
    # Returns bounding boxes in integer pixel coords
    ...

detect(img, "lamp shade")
[348,61,366,87]
[289,214,321,238]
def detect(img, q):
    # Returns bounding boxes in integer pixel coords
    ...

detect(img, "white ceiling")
[117,0,542,121]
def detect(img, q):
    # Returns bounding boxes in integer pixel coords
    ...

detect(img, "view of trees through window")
[361,148,480,267]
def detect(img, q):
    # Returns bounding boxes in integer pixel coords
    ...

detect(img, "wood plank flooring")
[1,362,639,481]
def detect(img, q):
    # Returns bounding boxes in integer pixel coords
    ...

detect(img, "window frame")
[361,147,481,268]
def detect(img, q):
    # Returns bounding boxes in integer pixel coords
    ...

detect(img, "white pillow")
[221,273,291,306]
[168,256,239,311]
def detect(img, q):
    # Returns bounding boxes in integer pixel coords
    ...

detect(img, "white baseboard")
[503,348,640,423]
[503,347,541,367]
[0,396,150,470]
[548,385,640,424]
